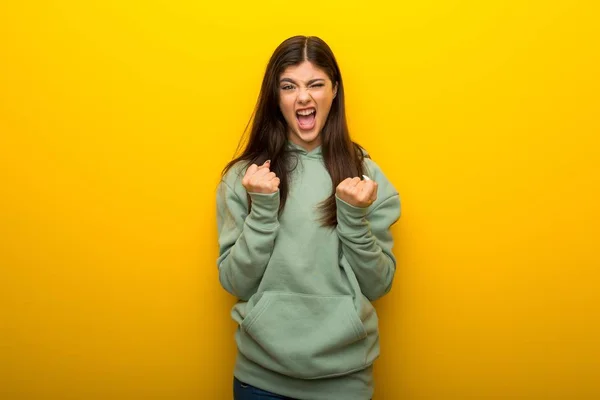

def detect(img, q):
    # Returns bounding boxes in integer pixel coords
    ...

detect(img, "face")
[278,61,338,152]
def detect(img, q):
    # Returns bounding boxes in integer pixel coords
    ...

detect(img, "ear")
[333,82,338,99]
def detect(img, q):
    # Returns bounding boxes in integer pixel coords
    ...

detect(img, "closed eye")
[281,85,295,91]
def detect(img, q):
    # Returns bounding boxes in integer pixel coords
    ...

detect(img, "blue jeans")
[233,377,296,399]
[233,376,372,400]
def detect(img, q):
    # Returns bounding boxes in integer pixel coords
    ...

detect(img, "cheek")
[316,95,334,117]
[279,96,295,116]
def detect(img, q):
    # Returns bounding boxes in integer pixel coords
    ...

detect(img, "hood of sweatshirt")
[286,141,323,160]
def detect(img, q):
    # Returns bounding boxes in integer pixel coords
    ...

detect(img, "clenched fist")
[242,160,280,194]
[336,176,378,208]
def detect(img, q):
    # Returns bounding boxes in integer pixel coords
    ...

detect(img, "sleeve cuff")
[248,191,280,224]
[336,195,368,226]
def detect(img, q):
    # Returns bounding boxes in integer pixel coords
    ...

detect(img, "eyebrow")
[279,78,326,85]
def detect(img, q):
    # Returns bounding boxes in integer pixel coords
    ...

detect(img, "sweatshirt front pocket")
[238,292,368,380]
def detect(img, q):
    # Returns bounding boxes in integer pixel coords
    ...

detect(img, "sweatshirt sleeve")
[216,179,280,300]
[336,189,401,301]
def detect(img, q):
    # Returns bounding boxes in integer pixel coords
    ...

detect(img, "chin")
[294,126,321,143]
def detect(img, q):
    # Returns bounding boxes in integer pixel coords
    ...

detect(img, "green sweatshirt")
[216,142,401,400]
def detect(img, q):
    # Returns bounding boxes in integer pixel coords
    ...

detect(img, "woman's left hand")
[336,177,378,208]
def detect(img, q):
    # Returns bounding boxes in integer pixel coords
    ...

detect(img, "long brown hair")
[222,35,366,227]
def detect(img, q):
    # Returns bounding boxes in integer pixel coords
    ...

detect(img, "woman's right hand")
[242,160,280,194]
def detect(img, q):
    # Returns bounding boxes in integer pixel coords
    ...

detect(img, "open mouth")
[296,108,316,131]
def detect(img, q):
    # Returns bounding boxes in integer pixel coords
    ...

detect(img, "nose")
[297,87,311,104]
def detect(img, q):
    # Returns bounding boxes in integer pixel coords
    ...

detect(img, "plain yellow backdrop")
[1,1,599,399]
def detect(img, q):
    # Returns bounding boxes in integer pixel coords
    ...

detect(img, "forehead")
[279,61,329,81]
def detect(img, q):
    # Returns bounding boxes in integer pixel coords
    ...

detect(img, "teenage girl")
[217,35,401,400]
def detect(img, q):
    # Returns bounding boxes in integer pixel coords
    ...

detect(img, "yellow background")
[1,1,599,399]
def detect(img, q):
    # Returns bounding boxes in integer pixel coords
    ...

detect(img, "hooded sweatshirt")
[216,142,401,400]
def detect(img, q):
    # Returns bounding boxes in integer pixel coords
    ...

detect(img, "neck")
[288,134,321,152]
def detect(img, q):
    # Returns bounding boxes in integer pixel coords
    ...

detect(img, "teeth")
[297,109,315,116]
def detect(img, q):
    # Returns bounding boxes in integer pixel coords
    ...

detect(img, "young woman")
[216,35,401,400]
